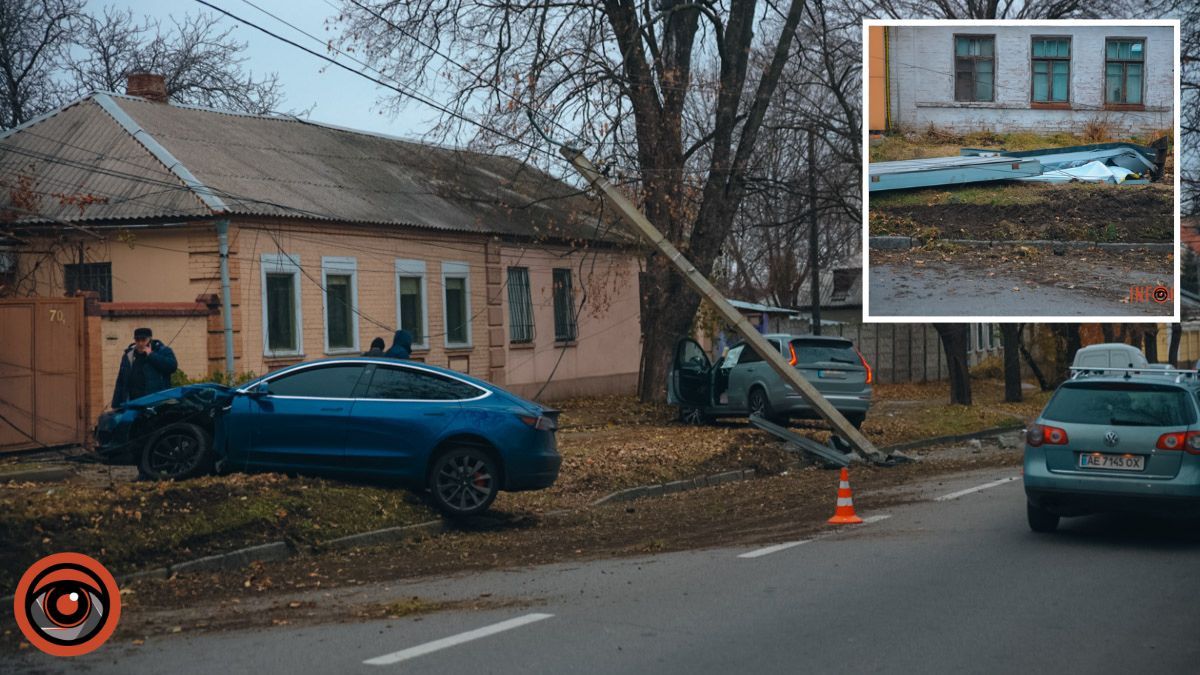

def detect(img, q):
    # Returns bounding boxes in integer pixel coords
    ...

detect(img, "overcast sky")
[96,0,432,139]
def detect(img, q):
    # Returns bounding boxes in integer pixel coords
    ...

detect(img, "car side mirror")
[246,381,270,398]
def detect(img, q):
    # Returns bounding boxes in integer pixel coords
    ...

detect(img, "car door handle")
[320,407,344,412]
[423,412,446,417]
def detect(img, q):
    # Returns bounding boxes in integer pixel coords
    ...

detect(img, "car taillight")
[855,349,873,384]
[518,414,557,432]
[1156,431,1200,454]
[789,342,798,367]
[1027,424,1068,447]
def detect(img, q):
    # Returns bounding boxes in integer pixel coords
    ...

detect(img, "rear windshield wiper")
[828,357,858,365]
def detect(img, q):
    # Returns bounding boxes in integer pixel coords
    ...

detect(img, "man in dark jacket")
[111,327,178,408]
[363,337,386,356]
[384,329,413,358]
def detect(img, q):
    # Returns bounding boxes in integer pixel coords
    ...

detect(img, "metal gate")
[0,296,85,452]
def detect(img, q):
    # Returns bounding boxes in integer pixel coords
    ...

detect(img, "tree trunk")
[1018,325,1051,391]
[636,257,701,402]
[1000,323,1022,402]
[1101,324,1114,342]
[1144,324,1159,363]
[934,324,971,405]
[1169,323,1183,367]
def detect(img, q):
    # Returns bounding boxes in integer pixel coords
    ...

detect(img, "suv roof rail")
[1069,366,1200,383]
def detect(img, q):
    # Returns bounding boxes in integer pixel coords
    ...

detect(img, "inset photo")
[863,20,1180,320]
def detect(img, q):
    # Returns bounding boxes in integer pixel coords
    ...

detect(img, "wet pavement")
[869,263,1174,317]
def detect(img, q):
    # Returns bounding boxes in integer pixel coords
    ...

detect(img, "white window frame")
[442,261,472,349]
[261,253,304,358]
[321,256,359,354]
[395,259,429,351]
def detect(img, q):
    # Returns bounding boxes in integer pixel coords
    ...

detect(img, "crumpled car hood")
[120,383,234,411]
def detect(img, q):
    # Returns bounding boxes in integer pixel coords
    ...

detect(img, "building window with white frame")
[442,261,472,348]
[395,259,428,349]
[261,253,303,357]
[322,257,358,353]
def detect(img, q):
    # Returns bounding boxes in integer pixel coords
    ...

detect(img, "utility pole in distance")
[559,146,888,464]
[808,130,821,335]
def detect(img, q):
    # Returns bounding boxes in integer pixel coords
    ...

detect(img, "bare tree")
[0,0,83,128]
[338,0,809,402]
[721,0,861,307]
[68,10,284,115]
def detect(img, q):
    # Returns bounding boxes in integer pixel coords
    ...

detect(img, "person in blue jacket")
[384,329,413,358]
[111,327,178,408]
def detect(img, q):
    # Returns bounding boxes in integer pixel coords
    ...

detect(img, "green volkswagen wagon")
[1023,366,1200,532]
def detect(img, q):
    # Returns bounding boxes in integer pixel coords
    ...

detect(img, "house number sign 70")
[48,309,65,323]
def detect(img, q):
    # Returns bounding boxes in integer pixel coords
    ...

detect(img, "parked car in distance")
[1023,364,1200,532]
[94,358,561,517]
[1072,342,1150,369]
[667,334,873,428]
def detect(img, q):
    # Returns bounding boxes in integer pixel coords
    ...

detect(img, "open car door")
[669,338,712,407]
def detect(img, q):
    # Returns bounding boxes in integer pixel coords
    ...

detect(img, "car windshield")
[1042,382,1196,427]
[788,339,860,366]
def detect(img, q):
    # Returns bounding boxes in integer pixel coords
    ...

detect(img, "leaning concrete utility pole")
[560,146,887,463]
[215,219,236,380]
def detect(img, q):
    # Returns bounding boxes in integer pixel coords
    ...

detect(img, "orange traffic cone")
[827,467,863,525]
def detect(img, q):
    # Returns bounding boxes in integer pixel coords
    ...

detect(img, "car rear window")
[789,339,860,366]
[1042,382,1197,427]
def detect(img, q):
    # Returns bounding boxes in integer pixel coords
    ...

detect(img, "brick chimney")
[125,73,168,103]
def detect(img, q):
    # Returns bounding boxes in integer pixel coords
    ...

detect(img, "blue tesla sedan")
[94,358,561,516]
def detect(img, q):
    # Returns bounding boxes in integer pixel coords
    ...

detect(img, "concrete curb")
[169,541,292,575]
[869,236,1174,253]
[322,520,445,550]
[0,467,72,483]
[590,469,757,507]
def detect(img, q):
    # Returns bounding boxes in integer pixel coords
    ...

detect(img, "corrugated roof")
[1,92,627,243]
[0,97,212,222]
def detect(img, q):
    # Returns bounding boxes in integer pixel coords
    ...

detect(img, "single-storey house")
[868,24,1175,134]
[0,76,643,435]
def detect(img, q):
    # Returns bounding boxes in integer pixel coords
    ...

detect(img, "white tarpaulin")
[1017,160,1139,184]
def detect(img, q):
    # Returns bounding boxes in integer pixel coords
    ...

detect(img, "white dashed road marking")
[861,514,892,524]
[363,613,554,666]
[935,476,1020,502]
[738,540,812,559]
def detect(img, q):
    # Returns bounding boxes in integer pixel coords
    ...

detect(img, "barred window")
[552,268,576,342]
[507,267,534,343]
[64,262,112,302]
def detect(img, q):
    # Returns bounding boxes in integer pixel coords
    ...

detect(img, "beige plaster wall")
[499,245,642,398]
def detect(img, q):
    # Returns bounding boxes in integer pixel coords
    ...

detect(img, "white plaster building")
[882,25,1174,134]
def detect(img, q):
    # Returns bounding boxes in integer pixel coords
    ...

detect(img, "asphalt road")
[868,264,1172,317]
[11,469,1200,674]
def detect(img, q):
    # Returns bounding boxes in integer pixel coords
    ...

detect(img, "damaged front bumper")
[94,408,142,464]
